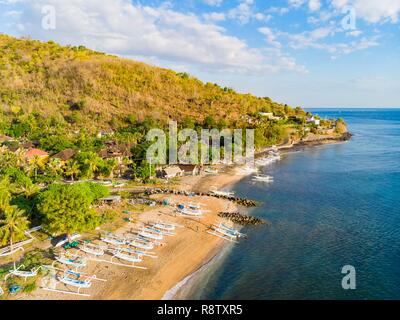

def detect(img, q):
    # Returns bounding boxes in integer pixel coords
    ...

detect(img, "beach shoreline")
[159,133,351,300]
[20,132,350,301]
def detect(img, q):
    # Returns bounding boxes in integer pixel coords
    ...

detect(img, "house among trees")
[52,149,76,162]
[24,148,49,161]
[99,195,122,204]
[259,112,283,121]
[178,164,200,176]
[98,143,133,163]
[0,134,14,143]
[307,116,321,126]
[158,166,184,179]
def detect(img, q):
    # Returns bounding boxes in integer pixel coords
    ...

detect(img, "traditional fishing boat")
[5,264,42,281]
[207,224,246,243]
[41,266,106,297]
[100,233,125,246]
[55,253,87,269]
[252,174,274,182]
[127,238,155,250]
[58,270,92,290]
[109,249,143,264]
[152,222,176,231]
[217,223,246,238]
[210,186,235,197]
[139,228,164,241]
[177,207,204,217]
[80,243,106,257]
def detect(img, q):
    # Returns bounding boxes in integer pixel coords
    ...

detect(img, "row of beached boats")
[0,192,248,297]
[0,220,183,297]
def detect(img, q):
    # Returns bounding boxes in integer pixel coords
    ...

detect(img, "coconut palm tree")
[64,160,80,182]
[0,177,12,211]
[46,158,63,177]
[83,152,101,178]
[14,149,27,168]
[0,205,29,267]
[16,180,40,200]
[106,158,119,179]
[27,155,46,180]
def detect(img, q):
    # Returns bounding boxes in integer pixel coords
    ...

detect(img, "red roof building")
[25,148,49,160]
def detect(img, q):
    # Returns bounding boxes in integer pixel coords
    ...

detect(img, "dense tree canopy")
[35,183,109,236]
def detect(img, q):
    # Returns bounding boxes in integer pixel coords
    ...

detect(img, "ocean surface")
[186,108,400,300]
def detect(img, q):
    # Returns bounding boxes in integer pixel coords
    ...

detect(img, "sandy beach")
[25,167,245,300]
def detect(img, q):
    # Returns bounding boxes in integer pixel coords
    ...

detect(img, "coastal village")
[0,34,350,300]
[0,112,349,300]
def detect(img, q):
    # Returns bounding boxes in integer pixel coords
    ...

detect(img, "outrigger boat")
[80,242,106,257]
[146,226,175,237]
[137,235,164,247]
[127,237,155,250]
[152,222,176,232]
[178,208,204,217]
[41,266,106,297]
[110,246,157,259]
[188,203,202,210]
[109,249,143,265]
[210,186,235,197]
[5,264,43,282]
[139,228,164,241]
[100,233,125,246]
[207,224,245,243]
[216,223,246,238]
[252,174,274,182]
[54,253,87,269]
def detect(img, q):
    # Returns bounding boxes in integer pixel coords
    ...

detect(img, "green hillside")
[0,34,305,131]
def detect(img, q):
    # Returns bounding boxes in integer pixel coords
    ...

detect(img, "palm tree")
[27,155,45,180]
[17,180,40,200]
[83,153,101,178]
[46,158,63,177]
[106,158,119,179]
[14,149,27,168]
[0,205,29,267]
[0,177,12,210]
[64,160,80,182]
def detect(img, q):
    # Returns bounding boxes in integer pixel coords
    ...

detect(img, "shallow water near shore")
[185,108,400,300]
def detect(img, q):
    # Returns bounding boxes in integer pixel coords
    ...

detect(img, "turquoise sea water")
[188,109,400,300]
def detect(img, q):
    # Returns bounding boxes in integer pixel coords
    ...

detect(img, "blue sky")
[0,0,399,107]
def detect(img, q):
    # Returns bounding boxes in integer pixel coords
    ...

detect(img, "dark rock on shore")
[218,212,269,226]
[144,188,259,207]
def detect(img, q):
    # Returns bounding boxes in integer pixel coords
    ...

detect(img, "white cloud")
[346,29,362,37]
[331,0,400,24]
[308,0,321,12]
[203,0,223,6]
[267,7,290,15]
[227,0,270,24]
[260,23,378,58]
[258,27,282,48]
[288,0,305,9]
[285,26,379,56]
[203,12,226,22]
[2,0,305,74]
